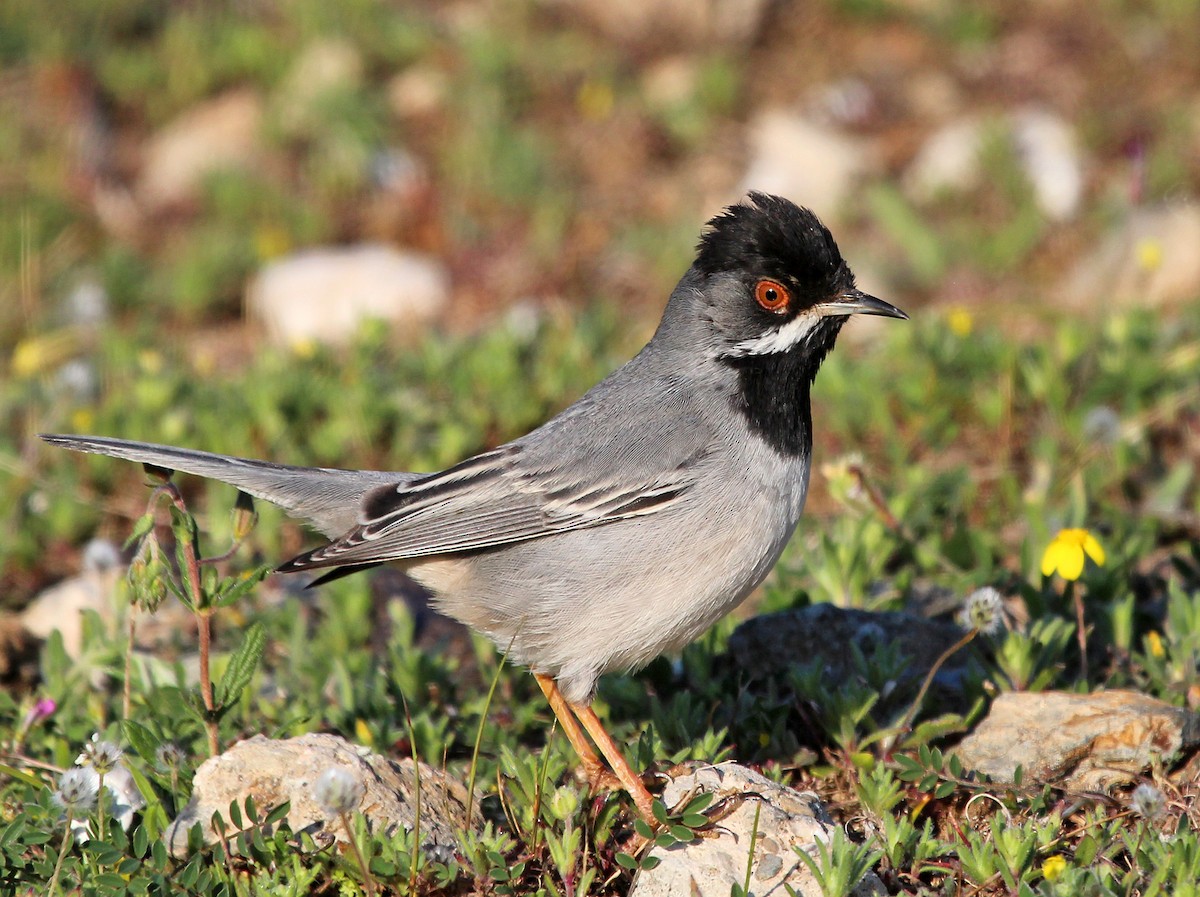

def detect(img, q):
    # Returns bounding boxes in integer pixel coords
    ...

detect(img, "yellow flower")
[1042,854,1068,882]
[1040,528,1106,581]
[1135,237,1163,273]
[1146,630,1165,659]
[947,307,974,338]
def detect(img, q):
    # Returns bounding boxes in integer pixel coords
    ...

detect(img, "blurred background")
[3,0,1199,609]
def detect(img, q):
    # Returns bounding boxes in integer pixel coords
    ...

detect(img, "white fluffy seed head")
[958,587,1005,636]
[313,766,364,816]
[54,767,99,813]
[79,738,124,775]
[1130,783,1165,819]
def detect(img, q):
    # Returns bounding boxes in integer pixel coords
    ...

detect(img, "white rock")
[904,116,987,200]
[21,551,123,657]
[387,66,449,119]
[164,733,479,858]
[630,763,884,897]
[739,111,874,221]
[546,0,770,47]
[137,89,264,210]
[1061,202,1200,310]
[247,244,449,347]
[907,109,1084,220]
[1012,107,1083,221]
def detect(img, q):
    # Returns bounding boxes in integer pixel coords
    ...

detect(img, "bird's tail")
[40,434,409,538]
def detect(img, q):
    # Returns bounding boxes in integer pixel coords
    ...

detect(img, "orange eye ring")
[754,279,791,314]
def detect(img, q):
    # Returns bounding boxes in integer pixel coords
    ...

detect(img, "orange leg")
[572,700,656,823]
[534,673,620,792]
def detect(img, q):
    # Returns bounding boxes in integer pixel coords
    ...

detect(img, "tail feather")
[40,434,410,538]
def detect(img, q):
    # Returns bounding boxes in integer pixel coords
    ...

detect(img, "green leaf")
[682,792,714,815]
[669,825,695,842]
[0,763,44,789]
[641,855,661,871]
[122,719,160,765]
[264,801,291,827]
[652,799,669,825]
[125,513,157,547]
[615,852,639,871]
[215,621,267,709]
[634,818,654,840]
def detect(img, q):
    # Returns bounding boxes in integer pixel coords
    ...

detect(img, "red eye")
[754,279,791,313]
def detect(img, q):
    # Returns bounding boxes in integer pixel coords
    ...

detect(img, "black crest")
[695,193,852,304]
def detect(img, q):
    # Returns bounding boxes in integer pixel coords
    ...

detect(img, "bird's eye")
[754,279,791,314]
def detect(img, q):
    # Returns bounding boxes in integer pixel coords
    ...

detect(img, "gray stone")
[954,690,1200,792]
[137,89,264,210]
[246,244,448,347]
[739,111,874,222]
[727,604,976,713]
[1060,202,1200,310]
[164,733,480,857]
[629,763,884,897]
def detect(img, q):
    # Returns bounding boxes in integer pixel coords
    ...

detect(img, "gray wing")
[276,440,708,572]
[278,367,720,572]
[40,434,408,538]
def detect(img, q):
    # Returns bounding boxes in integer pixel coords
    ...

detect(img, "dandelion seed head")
[54,767,99,813]
[313,766,364,816]
[958,587,1005,636]
[1130,783,1165,819]
[78,737,124,775]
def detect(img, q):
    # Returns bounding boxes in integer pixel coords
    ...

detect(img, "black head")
[686,193,906,456]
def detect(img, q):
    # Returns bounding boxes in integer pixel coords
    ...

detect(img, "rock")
[1060,202,1200,311]
[547,0,770,49]
[905,108,1084,220]
[246,244,449,347]
[1011,107,1083,221]
[629,763,884,897]
[904,117,988,200]
[954,690,1200,792]
[20,539,123,657]
[275,39,364,137]
[387,66,449,119]
[137,89,264,210]
[739,111,874,222]
[164,733,480,858]
[727,604,976,714]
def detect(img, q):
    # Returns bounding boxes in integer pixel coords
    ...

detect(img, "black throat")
[720,319,843,458]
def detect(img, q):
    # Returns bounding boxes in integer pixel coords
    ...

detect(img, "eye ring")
[754,279,791,314]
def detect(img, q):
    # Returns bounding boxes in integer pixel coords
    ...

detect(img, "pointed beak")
[819,289,908,320]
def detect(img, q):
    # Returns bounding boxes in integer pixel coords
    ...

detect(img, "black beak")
[820,289,908,320]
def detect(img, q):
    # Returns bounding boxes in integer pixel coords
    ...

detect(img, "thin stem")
[895,628,979,744]
[466,639,511,829]
[1070,581,1089,681]
[47,814,74,897]
[162,484,220,756]
[338,811,377,897]
[96,772,107,843]
[123,610,135,720]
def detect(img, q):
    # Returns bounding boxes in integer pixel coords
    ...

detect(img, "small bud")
[232,491,258,543]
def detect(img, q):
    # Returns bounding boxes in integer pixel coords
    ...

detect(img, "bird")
[42,192,906,821]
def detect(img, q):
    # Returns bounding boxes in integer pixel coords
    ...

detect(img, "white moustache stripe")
[726,311,821,357]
